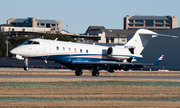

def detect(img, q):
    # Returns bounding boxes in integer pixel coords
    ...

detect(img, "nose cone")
[10,49,18,55]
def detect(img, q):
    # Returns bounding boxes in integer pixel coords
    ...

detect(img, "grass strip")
[0,81,180,87]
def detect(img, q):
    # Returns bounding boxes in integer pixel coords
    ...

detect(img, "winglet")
[153,55,164,65]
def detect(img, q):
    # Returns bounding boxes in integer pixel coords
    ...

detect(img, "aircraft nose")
[10,49,18,55]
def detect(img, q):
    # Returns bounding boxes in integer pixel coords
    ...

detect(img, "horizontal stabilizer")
[153,55,164,65]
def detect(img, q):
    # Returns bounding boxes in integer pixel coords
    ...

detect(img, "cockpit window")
[33,41,39,44]
[23,41,33,44]
[23,41,39,45]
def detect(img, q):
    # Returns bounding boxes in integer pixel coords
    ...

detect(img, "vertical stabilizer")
[124,29,177,55]
[124,29,157,55]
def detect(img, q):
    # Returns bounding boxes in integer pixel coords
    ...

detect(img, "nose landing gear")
[24,58,29,71]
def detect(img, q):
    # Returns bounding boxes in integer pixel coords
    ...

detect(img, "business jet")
[10,29,177,76]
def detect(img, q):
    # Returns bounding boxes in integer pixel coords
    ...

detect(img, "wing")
[72,55,164,66]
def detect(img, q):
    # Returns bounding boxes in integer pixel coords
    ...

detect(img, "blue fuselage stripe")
[33,54,142,63]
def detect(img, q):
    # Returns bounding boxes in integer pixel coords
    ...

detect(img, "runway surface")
[0,75,180,80]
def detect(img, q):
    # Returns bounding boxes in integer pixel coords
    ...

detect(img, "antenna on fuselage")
[55,38,58,41]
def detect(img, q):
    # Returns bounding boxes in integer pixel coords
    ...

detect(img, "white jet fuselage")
[10,38,142,64]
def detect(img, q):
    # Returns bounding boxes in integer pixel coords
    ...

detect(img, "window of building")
[80,49,82,53]
[37,23,39,26]
[129,20,133,23]
[111,38,114,43]
[19,23,26,27]
[135,24,143,26]
[155,20,164,23]
[63,47,65,51]
[166,20,170,23]
[11,23,16,26]
[135,20,143,23]
[41,23,45,26]
[52,24,55,26]
[86,50,88,53]
[57,46,59,50]
[121,38,126,42]
[165,24,170,27]
[155,24,164,27]
[28,23,32,27]
[145,20,153,26]
[128,24,133,26]
[46,24,50,28]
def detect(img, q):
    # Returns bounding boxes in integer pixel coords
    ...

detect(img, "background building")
[85,26,136,44]
[85,15,178,44]
[0,17,62,37]
[124,15,177,30]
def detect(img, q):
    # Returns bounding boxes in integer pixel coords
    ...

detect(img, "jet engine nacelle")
[107,47,113,56]
[107,47,127,56]
[106,46,135,61]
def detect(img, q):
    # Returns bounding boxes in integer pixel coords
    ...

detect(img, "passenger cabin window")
[23,41,39,45]
[69,48,71,52]
[63,47,65,51]
[80,49,82,53]
[74,48,76,52]
[86,50,88,53]
[57,46,59,50]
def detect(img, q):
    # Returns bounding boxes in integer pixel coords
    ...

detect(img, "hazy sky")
[0,0,179,33]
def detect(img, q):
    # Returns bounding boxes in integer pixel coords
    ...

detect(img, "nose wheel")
[24,58,29,71]
[24,66,29,71]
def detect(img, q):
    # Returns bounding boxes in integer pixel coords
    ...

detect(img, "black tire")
[24,67,29,71]
[92,70,99,76]
[75,68,82,76]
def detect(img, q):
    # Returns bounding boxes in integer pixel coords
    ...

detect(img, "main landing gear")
[24,58,29,71]
[75,66,99,76]
[75,68,82,76]
[92,66,99,76]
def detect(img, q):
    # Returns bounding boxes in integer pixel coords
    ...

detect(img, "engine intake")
[107,47,113,56]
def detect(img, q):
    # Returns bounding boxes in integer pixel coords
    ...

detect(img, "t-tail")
[124,29,178,55]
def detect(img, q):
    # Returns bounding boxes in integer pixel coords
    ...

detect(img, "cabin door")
[43,42,51,59]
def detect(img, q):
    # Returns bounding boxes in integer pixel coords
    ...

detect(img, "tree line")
[0,33,76,57]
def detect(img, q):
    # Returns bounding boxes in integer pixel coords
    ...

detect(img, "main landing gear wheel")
[92,70,99,76]
[92,66,99,76]
[75,68,83,76]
